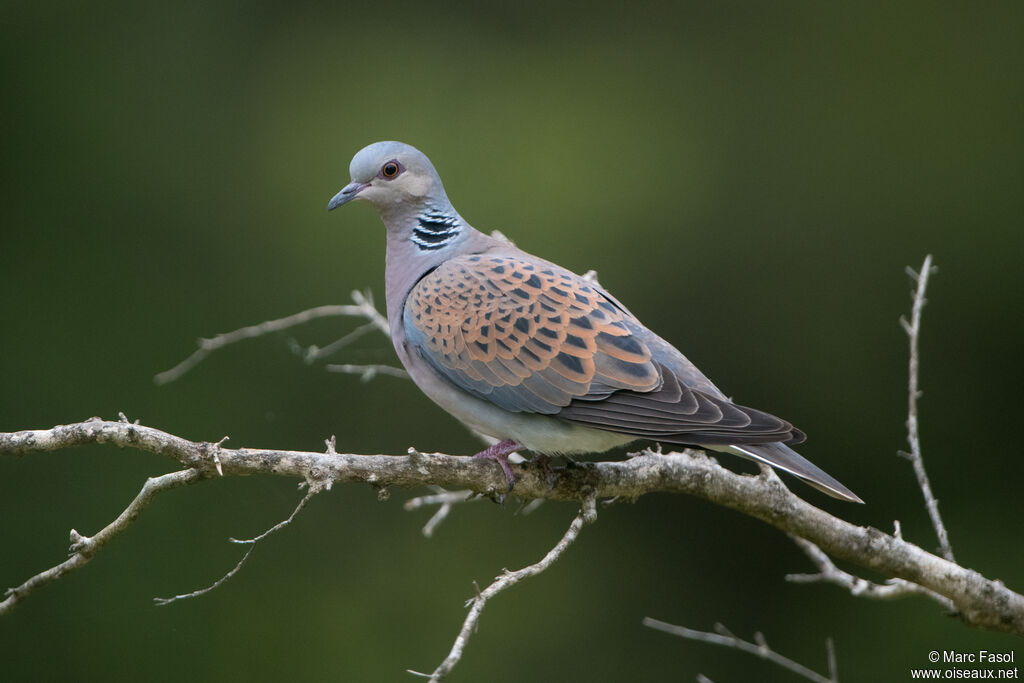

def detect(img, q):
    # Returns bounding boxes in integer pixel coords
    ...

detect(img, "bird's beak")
[327,181,369,211]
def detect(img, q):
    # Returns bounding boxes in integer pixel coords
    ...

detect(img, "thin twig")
[785,536,955,610]
[154,483,322,605]
[420,506,453,538]
[403,488,476,511]
[410,496,598,681]
[643,619,837,683]
[404,487,478,538]
[348,289,391,336]
[404,486,542,539]
[517,498,545,515]
[292,321,379,363]
[0,468,204,616]
[826,637,837,682]
[325,363,410,381]
[899,255,954,562]
[154,290,389,385]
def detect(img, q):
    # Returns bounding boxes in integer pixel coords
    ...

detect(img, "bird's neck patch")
[412,207,461,251]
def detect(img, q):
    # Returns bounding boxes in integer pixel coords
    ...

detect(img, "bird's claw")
[472,439,521,492]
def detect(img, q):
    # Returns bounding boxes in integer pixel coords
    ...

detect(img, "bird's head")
[327,141,449,216]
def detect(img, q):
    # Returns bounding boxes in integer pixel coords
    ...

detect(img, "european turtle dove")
[327,141,861,503]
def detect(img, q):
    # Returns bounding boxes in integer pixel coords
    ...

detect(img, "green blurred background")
[2,1,1022,680]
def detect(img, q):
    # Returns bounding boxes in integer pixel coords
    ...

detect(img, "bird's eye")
[380,160,403,179]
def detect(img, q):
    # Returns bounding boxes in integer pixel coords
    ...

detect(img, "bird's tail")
[711,442,863,503]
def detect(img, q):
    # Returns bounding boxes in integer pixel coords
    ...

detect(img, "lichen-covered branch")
[773,256,959,623]
[785,535,956,610]
[2,417,1022,635]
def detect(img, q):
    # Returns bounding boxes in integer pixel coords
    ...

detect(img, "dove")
[327,141,861,503]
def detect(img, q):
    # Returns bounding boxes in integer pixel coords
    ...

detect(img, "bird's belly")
[407,359,636,455]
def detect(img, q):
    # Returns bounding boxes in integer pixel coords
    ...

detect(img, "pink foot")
[472,439,521,490]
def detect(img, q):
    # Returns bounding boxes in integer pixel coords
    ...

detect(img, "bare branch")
[403,487,542,539]
[899,255,955,562]
[2,418,1022,634]
[404,487,479,538]
[785,536,955,610]
[826,637,837,682]
[419,505,453,539]
[325,363,410,381]
[518,498,545,515]
[643,619,837,683]
[347,289,391,336]
[292,321,379,363]
[154,290,389,385]
[0,467,204,616]
[403,488,477,511]
[154,482,323,605]
[411,496,598,681]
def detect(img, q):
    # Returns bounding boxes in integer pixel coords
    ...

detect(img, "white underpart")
[405,355,636,455]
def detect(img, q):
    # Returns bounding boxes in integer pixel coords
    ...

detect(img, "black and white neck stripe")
[412,207,461,251]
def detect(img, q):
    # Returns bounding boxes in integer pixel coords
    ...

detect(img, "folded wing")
[403,252,803,447]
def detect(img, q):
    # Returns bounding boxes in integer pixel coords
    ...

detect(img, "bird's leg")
[472,439,521,490]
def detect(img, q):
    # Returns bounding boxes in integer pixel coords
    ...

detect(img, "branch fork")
[4,255,1022,683]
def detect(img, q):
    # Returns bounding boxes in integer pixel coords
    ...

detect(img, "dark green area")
[2,2,1022,680]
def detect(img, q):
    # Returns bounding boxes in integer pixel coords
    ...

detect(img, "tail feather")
[712,442,863,503]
